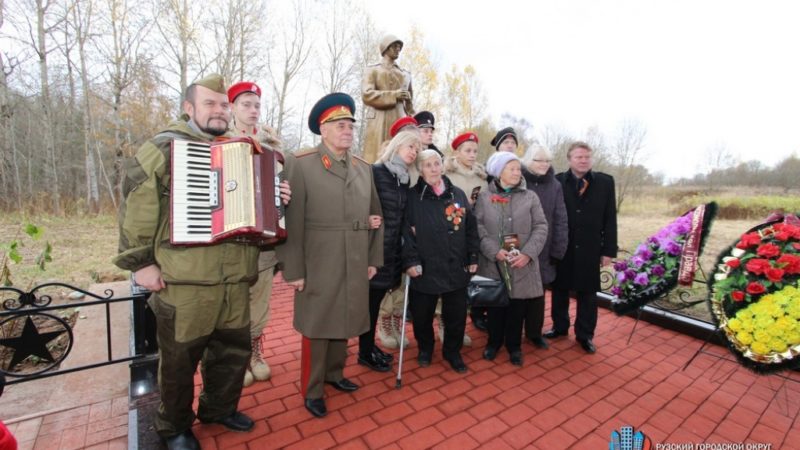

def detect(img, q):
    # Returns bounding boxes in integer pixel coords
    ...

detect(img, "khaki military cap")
[192,73,227,94]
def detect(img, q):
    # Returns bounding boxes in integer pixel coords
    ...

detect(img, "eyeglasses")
[533,159,552,163]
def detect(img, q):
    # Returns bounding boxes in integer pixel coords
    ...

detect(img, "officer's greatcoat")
[278,143,383,339]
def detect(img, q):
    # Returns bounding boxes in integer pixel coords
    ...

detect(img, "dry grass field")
[0,213,125,290]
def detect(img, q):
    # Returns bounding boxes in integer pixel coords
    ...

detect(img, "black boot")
[373,346,394,363]
[358,352,391,372]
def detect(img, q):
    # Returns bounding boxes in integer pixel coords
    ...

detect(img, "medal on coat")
[445,202,466,231]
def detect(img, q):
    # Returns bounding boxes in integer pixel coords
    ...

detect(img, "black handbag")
[467,263,509,308]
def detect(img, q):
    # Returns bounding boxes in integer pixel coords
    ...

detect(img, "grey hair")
[378,130,422,163]
[416,149,442,170]
[522,143,553,165]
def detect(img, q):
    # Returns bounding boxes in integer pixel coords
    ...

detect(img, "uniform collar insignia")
[322,154,332,170]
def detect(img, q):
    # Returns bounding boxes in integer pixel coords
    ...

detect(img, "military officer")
[227,81,285,388]
[277,92,384,418]
[115,74,260,450]
[362,34,414,163]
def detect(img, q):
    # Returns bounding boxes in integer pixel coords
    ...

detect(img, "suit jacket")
[554,170,617,292]
[277,143,383,338]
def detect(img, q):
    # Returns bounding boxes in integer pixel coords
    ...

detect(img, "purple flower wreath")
[611,203,717,314]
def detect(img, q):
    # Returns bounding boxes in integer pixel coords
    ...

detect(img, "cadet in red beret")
[228,81,262,136]
[451,132,478,151]
[227,80,287,390]
[389,116,418,138]
[445,131,489,334]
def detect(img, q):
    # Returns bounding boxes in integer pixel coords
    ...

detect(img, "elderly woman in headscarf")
[474,152,548,366]
[403,149,479,373]
[359,130,421,372]
[521,144,568,349]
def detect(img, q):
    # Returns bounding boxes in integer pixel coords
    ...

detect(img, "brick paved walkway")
[6,274,799,449]
[191,275,800,449]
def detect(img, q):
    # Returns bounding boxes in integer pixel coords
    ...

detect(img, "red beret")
[227,81,262,103]
[389,116,418,138]
[451,132,479,150]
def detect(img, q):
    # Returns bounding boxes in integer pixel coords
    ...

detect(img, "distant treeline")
[672,156,799,191]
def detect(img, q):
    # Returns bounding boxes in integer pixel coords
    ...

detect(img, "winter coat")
[523,167,569,285]
[402,175,479,295]
[114,118,258,284]
[277,143,384,339]
[474,179,549,299]
[554,170,618,292]
[370,163,409,290]
[361,61,414,163]
[443,156,489,205]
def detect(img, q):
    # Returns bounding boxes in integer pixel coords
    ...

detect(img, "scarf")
[432,178,446,196]
[494,178,517,194]
[384,154,410,184]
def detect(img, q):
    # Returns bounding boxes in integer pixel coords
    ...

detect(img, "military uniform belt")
[306,220,371,231]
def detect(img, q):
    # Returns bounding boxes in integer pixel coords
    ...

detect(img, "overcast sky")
[365,0,800,180]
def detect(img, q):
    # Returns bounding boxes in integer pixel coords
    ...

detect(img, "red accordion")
[170,137,287,245]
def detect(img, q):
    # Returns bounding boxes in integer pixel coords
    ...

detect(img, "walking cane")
[395,271,414,389]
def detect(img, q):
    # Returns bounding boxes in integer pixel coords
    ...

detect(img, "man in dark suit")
[545,141,617,353]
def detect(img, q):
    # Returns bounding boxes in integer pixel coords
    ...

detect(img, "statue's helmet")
[379,35,403,56]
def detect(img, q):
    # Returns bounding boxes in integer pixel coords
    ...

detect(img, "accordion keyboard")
[172,140,214,242]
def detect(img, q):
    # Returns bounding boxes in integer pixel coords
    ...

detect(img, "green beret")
[192,73,227,95]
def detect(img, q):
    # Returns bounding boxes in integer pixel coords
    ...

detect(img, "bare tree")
[98,0,149,202]
[703,142,736,190]
[0,0,21,208]
[538,123,573,171]
[349,7,379,153]
[70,0,104,212]
[29,0,68,212]
[154,0,202,96]
[500,112,535,155]
[610,119,648,210]
[315,0,359,94]
[265,0,312,141]
[209,0,266,83]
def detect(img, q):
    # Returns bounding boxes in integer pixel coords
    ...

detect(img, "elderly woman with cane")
[474,152,548,366]
[402,149,479,373]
